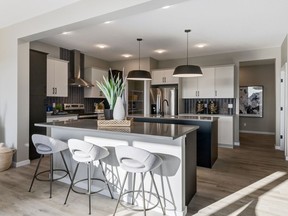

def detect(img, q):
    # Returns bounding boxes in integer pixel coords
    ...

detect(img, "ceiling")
[0,0,80,28]
[3,0,288,62]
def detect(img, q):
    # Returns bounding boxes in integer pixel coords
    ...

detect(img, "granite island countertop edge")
[35,119,199,140]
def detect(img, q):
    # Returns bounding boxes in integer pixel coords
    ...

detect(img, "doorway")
[239,59,276,146]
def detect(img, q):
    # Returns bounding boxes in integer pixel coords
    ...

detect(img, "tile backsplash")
[183,98,235,115]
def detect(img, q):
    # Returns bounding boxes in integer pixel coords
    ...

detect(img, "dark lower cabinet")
[134,117,218,168]
[29,49,47,160]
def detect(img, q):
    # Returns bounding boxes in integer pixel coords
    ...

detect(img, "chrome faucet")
[160,99,169,116]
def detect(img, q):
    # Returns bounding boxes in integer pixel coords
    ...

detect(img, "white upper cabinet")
[214,65,234,98]
[197,67,215,98]
[181,65,234,98]
[151,68,179,85]
[84,67,108,98]
[47,57,68,97]
[182,76,198,98]
[182,67,214,98]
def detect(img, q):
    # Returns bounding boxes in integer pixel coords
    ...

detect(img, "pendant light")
[127,38,152,80]
[173,29,203,77]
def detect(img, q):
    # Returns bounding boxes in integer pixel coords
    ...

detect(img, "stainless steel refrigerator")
[150,85,178,116]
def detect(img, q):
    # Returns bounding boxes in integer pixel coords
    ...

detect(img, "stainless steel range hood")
[68,50,94,87]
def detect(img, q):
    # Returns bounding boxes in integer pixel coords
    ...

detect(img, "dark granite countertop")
[46,113,78,118]
[35,119,199,140]
[129,114,219,122]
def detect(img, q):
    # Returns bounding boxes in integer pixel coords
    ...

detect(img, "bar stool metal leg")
[88,162,92,215]
[64,162,80,205]
[99,161,113,199]
[141,173,146,216]
[113,172,128,216]
[50,154,53,198]
[28,154,44,192]
[132,173,136,205]
[60,151,72,181]
[150,171,166,215]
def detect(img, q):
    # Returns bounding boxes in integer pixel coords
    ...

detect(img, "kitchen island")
[131,114,218,168]
[35,119,199,216]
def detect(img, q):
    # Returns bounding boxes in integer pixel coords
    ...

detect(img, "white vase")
[113,97,125,120]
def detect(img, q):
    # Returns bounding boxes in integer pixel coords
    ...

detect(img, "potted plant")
[96,69,126,120]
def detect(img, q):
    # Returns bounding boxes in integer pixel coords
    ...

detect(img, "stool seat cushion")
[37,144,52,152]
[121,158,145,171]
[32,134,68,155]
[115,146,162,173]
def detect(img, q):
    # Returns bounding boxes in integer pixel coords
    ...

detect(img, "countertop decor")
[96,69,126,110]
[97,119,132,127]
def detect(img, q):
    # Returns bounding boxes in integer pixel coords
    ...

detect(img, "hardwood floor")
[189,133,288,216]
[1,133,288,216]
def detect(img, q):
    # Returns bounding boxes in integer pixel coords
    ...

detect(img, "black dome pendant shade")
[173,29,203,77]
[127,38,152,80]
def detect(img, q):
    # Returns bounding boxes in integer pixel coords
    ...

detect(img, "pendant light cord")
[137,38,142,71]
[185,29,191,66]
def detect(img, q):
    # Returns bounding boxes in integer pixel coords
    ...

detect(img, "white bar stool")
[28,134,71,198]
[64,139,113,215]
[113,145,165,216]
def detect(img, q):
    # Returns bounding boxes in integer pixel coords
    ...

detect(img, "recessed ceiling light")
[162,5,171,9]
[61,31,72,35]
[96,44,108,49]
[122,54,132,58]
[154,49,166,54]
[104,21,112,24]
[195,43,207,48]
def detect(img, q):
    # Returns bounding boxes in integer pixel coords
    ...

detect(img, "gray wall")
[239,64,275,133]
[281,35,287,66]
[109,57,151,76]
[85,55,109,70]
[30,41,109,69]
[30,41,60,58]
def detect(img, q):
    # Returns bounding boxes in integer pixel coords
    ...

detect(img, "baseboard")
[240,130,275,135]
[13,159,30,167]
[218,143,233,148]
[275,145,284,151]
[234,141,240,146]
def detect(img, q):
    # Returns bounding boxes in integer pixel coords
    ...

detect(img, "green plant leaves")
[96,69,126,110]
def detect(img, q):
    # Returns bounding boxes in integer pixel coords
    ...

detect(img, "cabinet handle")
[55,88,57,94]
[53,87,55,94]
[215,90,217,97]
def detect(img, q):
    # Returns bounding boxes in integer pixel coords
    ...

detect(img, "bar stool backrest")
[31,134,68,154]
[68,139,109,163]
[115,145,162,173]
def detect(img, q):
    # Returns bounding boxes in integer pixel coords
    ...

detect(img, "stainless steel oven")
[63,103,101,119]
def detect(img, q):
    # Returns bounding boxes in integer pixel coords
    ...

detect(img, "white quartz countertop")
[35,119,199,140]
